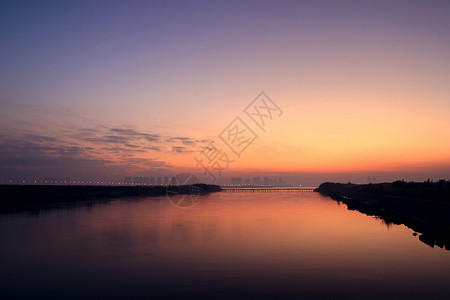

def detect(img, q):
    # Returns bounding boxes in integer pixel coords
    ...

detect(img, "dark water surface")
[1,191,449,299]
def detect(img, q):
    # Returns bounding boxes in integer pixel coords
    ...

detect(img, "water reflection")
[0,192,449,299]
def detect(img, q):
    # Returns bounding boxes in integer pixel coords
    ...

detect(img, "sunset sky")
[1,0,449,185]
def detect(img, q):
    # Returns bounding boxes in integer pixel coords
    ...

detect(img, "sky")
[1,0,449,185]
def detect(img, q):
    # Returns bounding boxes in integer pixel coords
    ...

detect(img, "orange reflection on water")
[1,191,449,298]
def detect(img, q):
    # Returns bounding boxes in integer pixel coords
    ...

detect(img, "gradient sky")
[1,0,449,185]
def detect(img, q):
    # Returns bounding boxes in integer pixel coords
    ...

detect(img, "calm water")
[0,191,449,299]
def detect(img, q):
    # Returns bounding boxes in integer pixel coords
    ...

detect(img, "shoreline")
[315,182,450,250]
[0,184,222,213]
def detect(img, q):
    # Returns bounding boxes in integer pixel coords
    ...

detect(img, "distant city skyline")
[0,175,294,186]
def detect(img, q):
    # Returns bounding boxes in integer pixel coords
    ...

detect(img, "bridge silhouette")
[221,187,316,192]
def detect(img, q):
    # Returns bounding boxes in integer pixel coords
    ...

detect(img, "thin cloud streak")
[0,124,208,179]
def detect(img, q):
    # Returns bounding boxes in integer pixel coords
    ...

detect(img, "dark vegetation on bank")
[0,184,222,213]
[315,180,450,250]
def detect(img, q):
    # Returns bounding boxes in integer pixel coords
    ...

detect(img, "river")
[0,191,449,299]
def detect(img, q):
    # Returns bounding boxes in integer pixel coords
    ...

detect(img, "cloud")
[171,146,194,153]
[110,128,161,142]
[0,124,206,179]
[125,144,140,148]
[166,136,198,146]
[79,126,205,153]
[22,134,59,143]
[144,146,161,152]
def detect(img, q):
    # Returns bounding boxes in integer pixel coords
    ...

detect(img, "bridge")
[221,187,316,192]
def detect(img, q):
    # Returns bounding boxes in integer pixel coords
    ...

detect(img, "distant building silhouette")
[253,177,261,185]
[231,177,243,184]
[164,177,169,185]
[263,177,272,185]
[157,177,162,185]
[124,177,132,184]
[133,177,143,185]
[150,177,155,185]
[143,177,150,185]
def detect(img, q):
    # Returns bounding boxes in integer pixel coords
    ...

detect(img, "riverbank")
[0,184,222,213]
[315,181,450,250]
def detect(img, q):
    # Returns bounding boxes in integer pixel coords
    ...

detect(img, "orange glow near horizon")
[157,89,450,175]
[54,87,449,177]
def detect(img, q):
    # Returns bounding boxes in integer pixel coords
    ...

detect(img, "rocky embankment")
[315,181,450,250]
